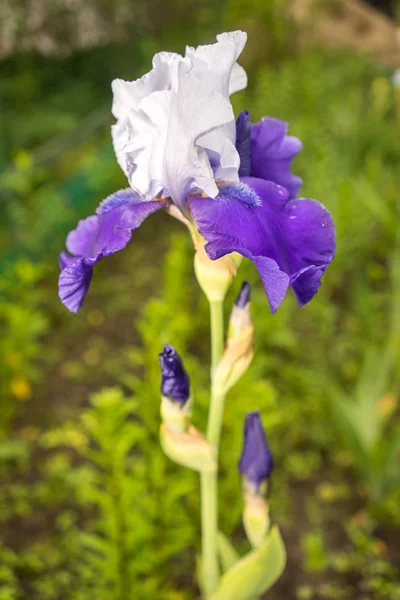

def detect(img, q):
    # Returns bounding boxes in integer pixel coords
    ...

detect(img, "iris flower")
[58,31,335,313]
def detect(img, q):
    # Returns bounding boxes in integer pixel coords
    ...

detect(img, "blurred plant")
[330,349,400,503]
[77,387,167,600]
[329,238,400,504]
[37,235,201,600]
[0,260,49,435]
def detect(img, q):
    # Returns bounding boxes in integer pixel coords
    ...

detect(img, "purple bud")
[159,344,190,405]
[238,412,274,490]
[235,281,251,309]
[236,110,252,177]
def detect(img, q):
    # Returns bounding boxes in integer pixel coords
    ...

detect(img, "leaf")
[217,531,240,572]
[211,526,286,600]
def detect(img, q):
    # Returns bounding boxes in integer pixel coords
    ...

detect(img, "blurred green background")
[1,0,400,598]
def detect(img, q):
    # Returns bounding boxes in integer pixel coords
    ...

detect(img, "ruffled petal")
[59,251,78,270]
[111,52,183,119]
[229,62,247,95]
[189,177,335,312]
[66,190,166,259]
[59,190,167,312]
[120,62,237,210]
[251,117,303,198]
[290,265,325,307]
[240,252,290,313]
[164,63,237,208]
[282,194,335,306]
[185,31,247,98]
[111,32,247,208]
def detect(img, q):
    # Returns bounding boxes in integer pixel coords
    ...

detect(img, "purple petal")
[236,110,252,177]
[66,215,99,258]
[251,117,303,198]
[158,344,190,405]
[189,178,335,312]
[96,188,144,214]
[59,251,78,270]
[247,254,289,313]
[67,190,167,259]
[282,195,335,306]
[58,256,97,314]
[59,189,167,312]
[290,265,325,307]
[235,281,251,309]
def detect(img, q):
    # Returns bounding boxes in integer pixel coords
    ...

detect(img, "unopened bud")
[194,241,238,302]
[238,412,274,492]
[160,423,217,472]
[213,282,254,394]
[238,412,274,547]
[159,345,192,432]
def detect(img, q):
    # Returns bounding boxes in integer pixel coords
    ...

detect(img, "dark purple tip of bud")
[238,411,274,489]
[235,281,251,309]
[159,344,190,405]
[236,110,252,177]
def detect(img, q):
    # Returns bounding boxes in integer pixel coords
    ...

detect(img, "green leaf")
[217,531,239,572]
[211,526,286,600]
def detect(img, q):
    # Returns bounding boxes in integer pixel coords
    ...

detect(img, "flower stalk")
[201,299,226,597]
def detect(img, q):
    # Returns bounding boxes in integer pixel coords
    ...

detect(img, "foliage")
[0,261,50,434]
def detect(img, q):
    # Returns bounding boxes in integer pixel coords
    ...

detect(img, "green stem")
[209,301,225,379]
[201,300,226,598]
[201,471,219,597]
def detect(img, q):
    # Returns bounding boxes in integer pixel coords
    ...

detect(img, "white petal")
[110,31,248,207]
[229,62,247,95]
[111,119,130,176]
[199,132,240,183]
[185,30,247,98]
[125,90,170,198]
[111,51,184,119]
[164,62,236,207]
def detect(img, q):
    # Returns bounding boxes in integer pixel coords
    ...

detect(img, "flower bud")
[238,412,274,547]
[160,423,217,472]
[159,344,192,432]
[213,281,254,394]
[243,495,270,549]
[194,241,238,302]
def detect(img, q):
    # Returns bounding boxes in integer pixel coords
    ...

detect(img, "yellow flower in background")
[10,376,32,400]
